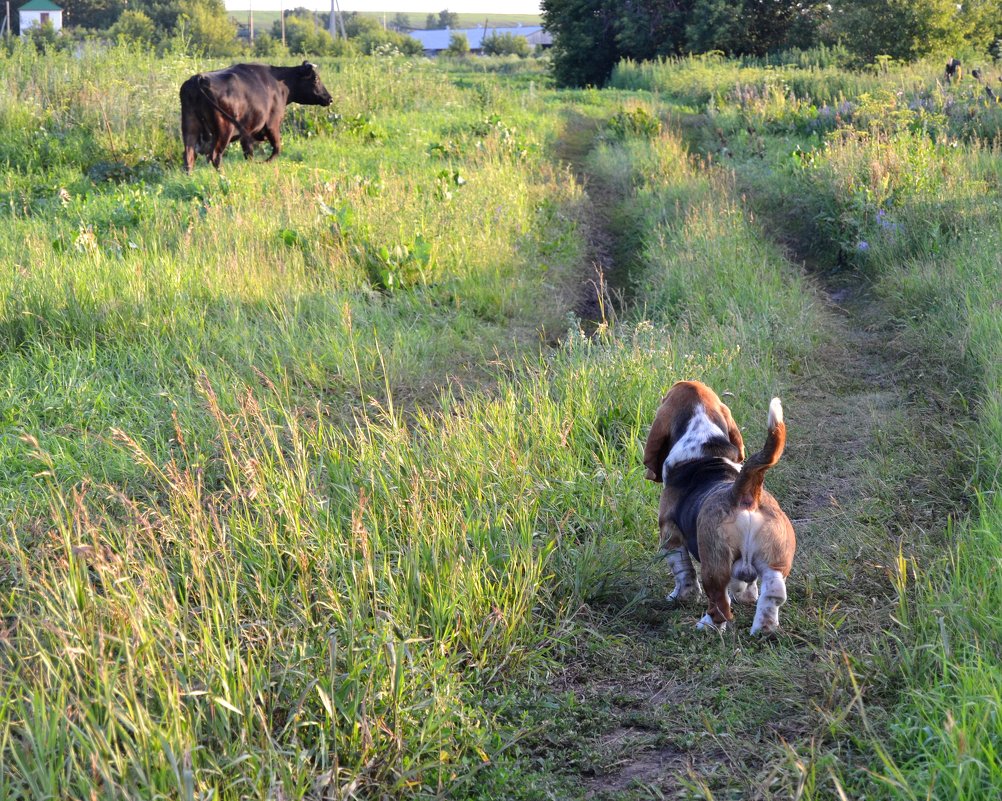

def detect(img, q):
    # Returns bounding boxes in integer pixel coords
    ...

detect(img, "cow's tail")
[196,75,251,140]
[731,398,786,510]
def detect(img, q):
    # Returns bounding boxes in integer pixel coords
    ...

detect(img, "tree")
[253,31,288,57]
[438,9,460,28]
[446,32,470,56]
[390,12,412,31]
[132,0,187,32]
[482,32,531,57]
[108,10,157,43]
[542,0,622,86]
[277,13,336,54]
[342,13,381,38]
[615,0,694,61]
[178,0,241,55]
[832,0,970,62]
[685,0,816,55]
[685,0,744,53]
[425,13,437,29]
[57,0,127,30]
[686,1,826,56]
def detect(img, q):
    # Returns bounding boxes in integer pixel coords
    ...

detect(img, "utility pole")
[249,0,254,45]
[335,0,346,40]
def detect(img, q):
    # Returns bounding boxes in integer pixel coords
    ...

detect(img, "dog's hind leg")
[750,568,787,635]
[659,512,701,602]
[728,578,759,604]
[697,576,733,632]
[665,547,701,603]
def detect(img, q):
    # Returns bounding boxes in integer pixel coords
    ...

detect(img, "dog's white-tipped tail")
[731,396,787,509]
[768,397,783,429]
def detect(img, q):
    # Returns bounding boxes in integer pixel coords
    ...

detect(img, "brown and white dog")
[643,381,795,634]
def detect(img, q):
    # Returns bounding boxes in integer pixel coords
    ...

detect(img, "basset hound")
[643,381,796,634]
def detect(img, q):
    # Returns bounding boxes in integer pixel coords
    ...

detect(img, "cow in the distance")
[180,61,333,172]
[945,58,963,84]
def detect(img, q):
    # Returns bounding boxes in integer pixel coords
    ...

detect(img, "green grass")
[617,53,1002,799]
[1,39,1001,801]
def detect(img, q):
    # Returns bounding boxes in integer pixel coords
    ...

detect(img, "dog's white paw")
[696,614,727,632]
[750,620,779,636]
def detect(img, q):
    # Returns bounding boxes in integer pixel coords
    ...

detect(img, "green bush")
[482,32,531,58]
[252,31,287,58]
[446,32,470,57]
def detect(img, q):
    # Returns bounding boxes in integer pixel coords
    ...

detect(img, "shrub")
[23,19,61,51]
[482,32,531,58]
[446,32,470,57]
[356,28,424,56]
[607,106,662,139]
[252,31,287,58]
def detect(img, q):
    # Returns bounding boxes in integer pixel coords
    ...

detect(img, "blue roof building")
[408,25,551,55]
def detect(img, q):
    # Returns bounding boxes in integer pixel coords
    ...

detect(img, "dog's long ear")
[643,400,675,482]
[720,402,745,461]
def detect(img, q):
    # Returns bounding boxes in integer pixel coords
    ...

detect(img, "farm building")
[18,0,62,35]
[408,25,551,55]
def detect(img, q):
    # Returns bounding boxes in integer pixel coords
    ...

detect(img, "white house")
[19,0,63,36]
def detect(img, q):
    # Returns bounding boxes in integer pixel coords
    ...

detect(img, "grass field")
[1,43,1000,800]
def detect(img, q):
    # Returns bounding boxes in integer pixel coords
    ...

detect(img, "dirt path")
[530,116,960,799]
[554,110,644,327]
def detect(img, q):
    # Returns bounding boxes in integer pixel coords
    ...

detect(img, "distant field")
[228,10,543,31]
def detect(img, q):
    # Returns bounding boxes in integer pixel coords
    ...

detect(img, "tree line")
[542,0,1002,86]
[13,2,468,57]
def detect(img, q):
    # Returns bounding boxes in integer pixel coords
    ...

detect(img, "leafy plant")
[357,235,433,291]
[606,106,662,139]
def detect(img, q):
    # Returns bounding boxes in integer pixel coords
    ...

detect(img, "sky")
[224,1,542,14]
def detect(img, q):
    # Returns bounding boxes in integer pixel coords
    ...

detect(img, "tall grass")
[662,53,1002,799]
[0,42,584,517]
[0,41,831,794]
[4,39,998,799]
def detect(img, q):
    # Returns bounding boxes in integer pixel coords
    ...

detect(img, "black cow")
[945,58,962,83]
[180,61,333,172]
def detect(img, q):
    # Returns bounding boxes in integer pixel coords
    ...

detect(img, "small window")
[40,13,50,23]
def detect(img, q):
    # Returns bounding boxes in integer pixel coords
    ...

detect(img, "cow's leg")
[263,126,281,161]
[240,136,256,160]
[181,115,202,173]
[183,141,196,173]
[210,122,233,170]
[209,143,225,169]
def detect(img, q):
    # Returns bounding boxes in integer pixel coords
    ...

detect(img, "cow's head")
[290,62,333,107]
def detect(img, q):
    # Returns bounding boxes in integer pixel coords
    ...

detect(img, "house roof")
[19,0,63,10]
[408,26,549,52]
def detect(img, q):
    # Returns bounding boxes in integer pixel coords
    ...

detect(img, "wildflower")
[856,240,869,252]
[74,226,99,254]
